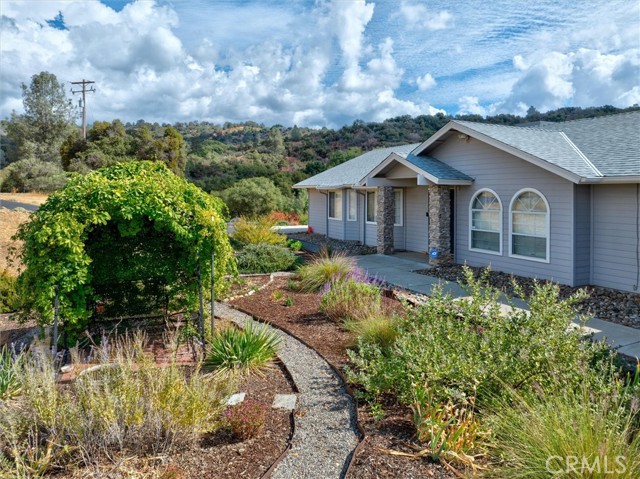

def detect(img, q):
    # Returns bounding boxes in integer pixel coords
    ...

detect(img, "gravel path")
[215,302,360,479]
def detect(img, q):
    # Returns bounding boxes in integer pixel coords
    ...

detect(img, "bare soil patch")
[0,207,31,274]
[230,278,454,479]
[0,192,49,206]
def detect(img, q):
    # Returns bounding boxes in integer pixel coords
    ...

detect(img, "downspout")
[317,190,329,237]
[634,183,639,291]
[589,185,594,286]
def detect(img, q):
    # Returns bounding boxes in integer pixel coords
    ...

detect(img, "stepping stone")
[226,392,246,406]
[272,393,297,410]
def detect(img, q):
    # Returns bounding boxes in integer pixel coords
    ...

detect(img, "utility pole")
[71,79,95,140]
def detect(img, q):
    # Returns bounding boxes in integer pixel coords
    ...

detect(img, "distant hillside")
[157,104,639,195]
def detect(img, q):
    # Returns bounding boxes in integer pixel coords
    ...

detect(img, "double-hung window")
[328,191,342,220]
[470,189,501,254]
[509,189,549,261]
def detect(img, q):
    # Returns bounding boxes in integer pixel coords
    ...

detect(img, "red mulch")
[230,278,455,479]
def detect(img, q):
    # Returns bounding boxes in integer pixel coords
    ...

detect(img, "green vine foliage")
[15,161,236,335]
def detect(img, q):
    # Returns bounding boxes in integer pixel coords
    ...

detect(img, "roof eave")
[579,176,640,184]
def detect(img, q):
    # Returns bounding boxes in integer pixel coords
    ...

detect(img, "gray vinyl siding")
[592,184,640,292]
[308,190,326,235]
[433,138,576,285]
[573,185,591,286]
[404,186,429,253]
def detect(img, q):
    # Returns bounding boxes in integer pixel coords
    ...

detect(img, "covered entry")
[362,152,473,264]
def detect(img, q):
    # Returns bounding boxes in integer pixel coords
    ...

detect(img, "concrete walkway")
[355,253,640,359]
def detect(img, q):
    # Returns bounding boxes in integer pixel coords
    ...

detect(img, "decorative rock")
[272,393,297,410]
[226,392,246,406]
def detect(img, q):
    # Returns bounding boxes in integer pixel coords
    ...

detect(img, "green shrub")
[205,322,281,376]
[0,269,19,313]
[221,177,285,218]
[232,216,287,246]
[236,243,298,273]
[0,333,233,475]
[294,251,356,292]
[344,314,398,349]
[225,399,268,440]
[485,376,640,478]
[321,276,382,322]
[346,267,612,408]
[0,158,67,193]
[287,239,303,251]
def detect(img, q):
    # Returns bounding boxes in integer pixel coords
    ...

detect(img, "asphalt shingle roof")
[296,111,640,188]
[404,154,473,181]
[454,111,640,178]
[294,143,420,188]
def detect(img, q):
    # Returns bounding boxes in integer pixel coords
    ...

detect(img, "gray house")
[294,112,640,293]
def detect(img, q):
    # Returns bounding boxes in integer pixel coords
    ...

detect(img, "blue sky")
[1,0,638,127]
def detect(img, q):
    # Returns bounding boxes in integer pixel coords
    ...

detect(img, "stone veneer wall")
[428,185,453,265]
[376,186,395,255]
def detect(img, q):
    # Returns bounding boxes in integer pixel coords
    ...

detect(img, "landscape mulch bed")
[8,317,295,479]
[230,277,455,479]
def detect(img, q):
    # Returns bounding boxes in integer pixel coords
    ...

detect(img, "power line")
[71,79,96,140]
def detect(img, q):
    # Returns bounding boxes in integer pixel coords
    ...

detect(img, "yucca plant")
[294,250,357,292]
[0,347,21,401]
[204,322,281,376]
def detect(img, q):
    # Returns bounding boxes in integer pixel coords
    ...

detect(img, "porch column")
[428,185,453,266]
[376,186,394,255]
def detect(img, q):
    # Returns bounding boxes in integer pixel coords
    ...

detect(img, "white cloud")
[457,96,490,116]
[501,47,639,112]
[399,1,453,30]
[416,73,436,91]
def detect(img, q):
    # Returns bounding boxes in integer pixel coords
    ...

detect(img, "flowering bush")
[225,399,268,440]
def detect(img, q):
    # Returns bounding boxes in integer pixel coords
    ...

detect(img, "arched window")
[469,189,502,254]
[509,189,549,261]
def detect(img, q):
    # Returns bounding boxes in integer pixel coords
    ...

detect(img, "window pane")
[329,191,342,219]
[348,190,357,220]
[472,210,499,231]
[512,234,546,258]
[367,191,377,222]
[513,191,546,212]
[512,212,545,236]
[472,231,499,252]
[472,191,500,210]
[394,189,402,225]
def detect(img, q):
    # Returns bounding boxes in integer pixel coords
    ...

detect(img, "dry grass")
[0,208,31,274]
[0,192,48,206]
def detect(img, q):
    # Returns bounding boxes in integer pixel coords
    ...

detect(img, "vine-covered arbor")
[16,161,235,338]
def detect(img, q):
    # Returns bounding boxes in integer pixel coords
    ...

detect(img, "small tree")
[221,177,284,217]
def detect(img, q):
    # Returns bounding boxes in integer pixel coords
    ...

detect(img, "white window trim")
[468,188,502,256]
[508,188,550,263]
[393,188,404,227]
[365,190,377,224]
[347,189,357,222]
[328,190,342,220]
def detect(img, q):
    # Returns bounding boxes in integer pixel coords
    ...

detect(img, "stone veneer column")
[428,185,453,266]
[376,186,395,255]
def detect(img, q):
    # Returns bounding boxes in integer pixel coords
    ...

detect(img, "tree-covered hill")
[1,71,637,215]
